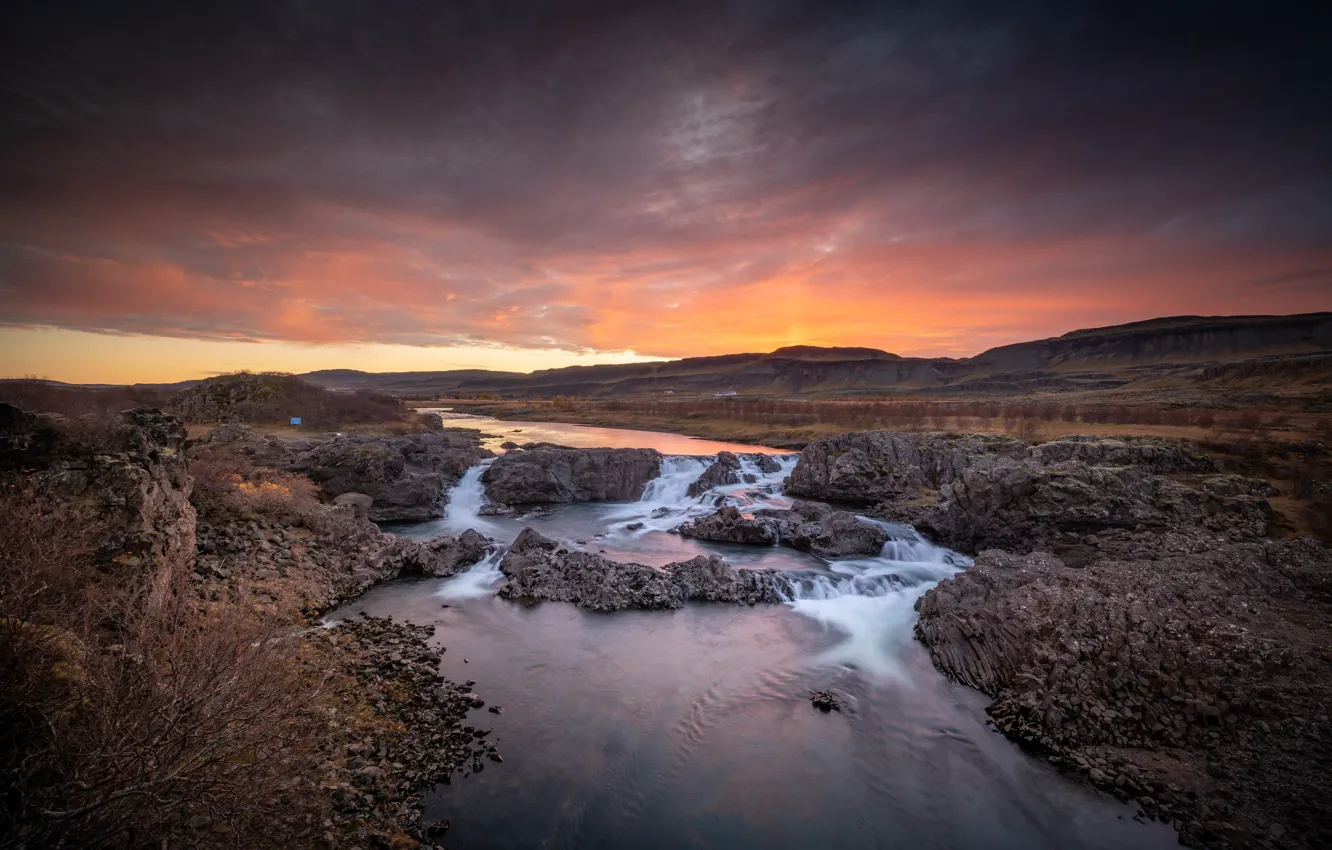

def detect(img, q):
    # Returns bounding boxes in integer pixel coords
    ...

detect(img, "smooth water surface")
[422,410,780,455]
[344,442,1176,850]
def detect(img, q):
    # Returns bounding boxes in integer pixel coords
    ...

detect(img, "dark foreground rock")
[915,538,1332,849]
[810,691,841,712]
[482,447,661,504]
[197,424,491,522]
[315,615,498,850]
[497,528,788,610]
[679,501,888,558]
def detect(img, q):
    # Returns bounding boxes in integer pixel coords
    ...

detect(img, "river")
[340,421,1176,849]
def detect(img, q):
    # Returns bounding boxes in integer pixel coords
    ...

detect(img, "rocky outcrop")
[906,462,1273,555]
[194,505,491,614]
[790,431,1272,554]
[789,431,1028,503]
[687,451,741,496]
[679,506,779,545]
[914,538,1332,848]
[482,447,661,504]
[1,403,197,581]
[497,528,787,610]
[679,501,888,558]
[197,424,491,522]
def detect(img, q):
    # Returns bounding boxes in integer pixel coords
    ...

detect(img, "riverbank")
[0,404,497,848]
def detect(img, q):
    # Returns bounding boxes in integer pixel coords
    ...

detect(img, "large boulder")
[678,506,780,545]
[482,447,661,504]
[497,528,787,610]
[687,451,741,497]
[679,501,889,558]
[914,538,1332,848]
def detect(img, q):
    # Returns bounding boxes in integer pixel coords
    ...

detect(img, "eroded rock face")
[194,506,491,613]
[914,538,1332,848]
[679,501,888,558]
[497,528,787,610]
[482,447,661,504]
[1,404,197,580]
[791,431,1271,554]
[788,431,1027,503]
[197,424,491,522]
[687,451,741,497]
[678,506,779,545]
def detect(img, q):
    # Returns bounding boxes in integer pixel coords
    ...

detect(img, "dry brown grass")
[0,482,328,848]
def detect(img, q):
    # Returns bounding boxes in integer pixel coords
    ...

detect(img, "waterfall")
[435,458,501,537]
[783,530,970,680]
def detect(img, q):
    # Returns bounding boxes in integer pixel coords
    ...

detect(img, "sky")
[1,0,1330,384]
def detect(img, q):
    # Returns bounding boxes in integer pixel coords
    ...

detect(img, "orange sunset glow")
[2,2,1329,383]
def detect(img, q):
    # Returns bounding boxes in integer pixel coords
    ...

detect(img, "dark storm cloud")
[0,0,1329,352]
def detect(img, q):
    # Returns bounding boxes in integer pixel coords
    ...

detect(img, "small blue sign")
[290,417,302,425]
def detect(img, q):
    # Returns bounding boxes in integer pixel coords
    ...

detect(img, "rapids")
[355,444,1175,849]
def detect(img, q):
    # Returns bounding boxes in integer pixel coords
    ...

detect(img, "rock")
[682,501,887,558]
[1,404,197,582]
[497,528,788,610]
[751,453,783,474]
[789,431,1027,503]
[482,447,662,504]
[914,538,1332,848]
[810,691,841,712]
[687,451,742,497]
[790,431,1271,553]
[487,705,503,714]
[678,506,779,545]
[195,425,491,522]
[499,441,520,450]
[333,492,374,520]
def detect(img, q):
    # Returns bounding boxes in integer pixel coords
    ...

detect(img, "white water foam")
[436,546,507,600]
[441,458,501,535]
[604,453,798,534]
[784,533,969,681]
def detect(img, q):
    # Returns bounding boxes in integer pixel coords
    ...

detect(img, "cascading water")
[436,545,506,600]
[442,458,500,535]
[784,532,970,680]
[605,453,798,534]
[434,450,965,680]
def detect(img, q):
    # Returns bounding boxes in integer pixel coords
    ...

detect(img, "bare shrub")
[190,447,320,523]
[0,483,325,847]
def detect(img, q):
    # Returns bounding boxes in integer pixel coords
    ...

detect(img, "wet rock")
[483,447,662,504]
[687,451,742,496]
[498,528,788,610]
[810,691,841,712]
[678,506,779,545]
[682,501,887,558]
[751,453,783,474]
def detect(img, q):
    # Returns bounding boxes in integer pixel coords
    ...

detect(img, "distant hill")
[14,313,1332,400]
[285,312,1332,398]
